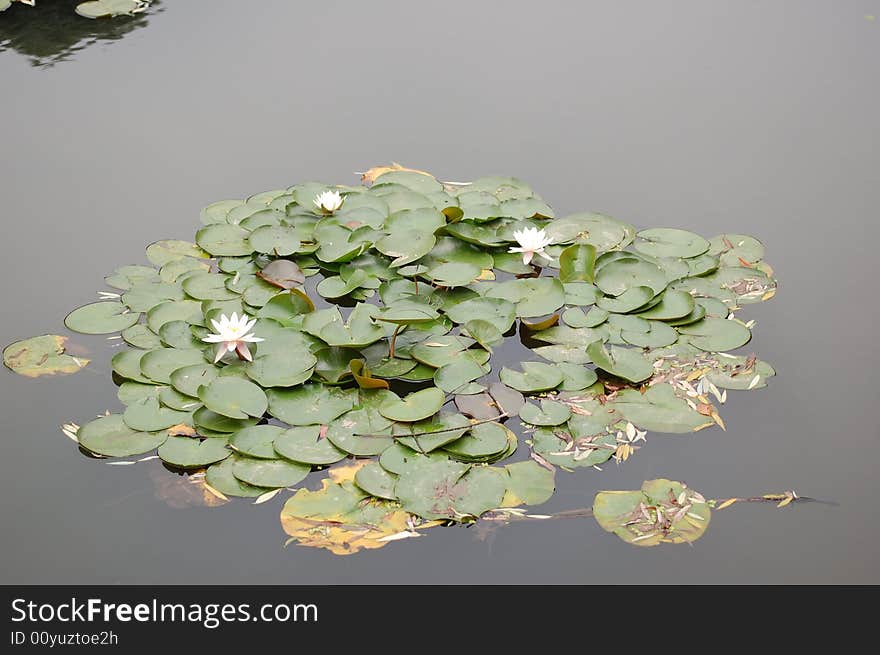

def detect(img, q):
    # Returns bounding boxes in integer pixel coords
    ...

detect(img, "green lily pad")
[563,282,601,306]
[596,286,655,313]
[145,240,208,266]
[635,289,695,321]
[545,212,635,250]
[434,356,487,393]
[499,362,564,392]
[379,387,445,422]
[232,456,310,488]
[676,317,752,352]
[394,459,505,520]
[192,407,258,434]
[587,342,654,383]
[705,356,776,390]
[245,351,316,388]
[105,265,161,290]
[196,224,253,257]
[708,233,765,267]
[257,259,306,290]
[502,461,555,507]
[205,456,271,498]
[248,225,301,256]
[229,425,286,459]
[595,259,667,297]
[140,348,206,384]
[593,479,711,546]
[486,278,565,318]
[621,320,679,348]
[64,302,140,335]
[273,426,347,465]
[443,422,513,462]
[76,0,151,20]
[374,299,440,324]
[410,335,473,367]
[267,384,356,425]
[170,363,219,398]
[257,290,315,324]
[354,461,399,500]
[158,436,231,469]
[559,244,597,283]
[375,229,436,267]
[445,296,516,333]
[635,228,710,258]
[121,324,163,349]
[519,399,571,426]
[302,305,385,348]
[78,414,167,457]
[198,377,268,419]
[123,397,191,432]
[393,411,471,453]
[611,384,713,433]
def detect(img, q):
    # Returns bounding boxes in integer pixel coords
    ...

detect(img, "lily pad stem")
[389,324,403,359]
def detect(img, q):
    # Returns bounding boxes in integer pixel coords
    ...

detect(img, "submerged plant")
[5,164,784,555]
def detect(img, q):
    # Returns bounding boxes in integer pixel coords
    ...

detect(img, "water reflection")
[0,0,161,67]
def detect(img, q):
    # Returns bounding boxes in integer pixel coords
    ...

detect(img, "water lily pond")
[2,2,878,584]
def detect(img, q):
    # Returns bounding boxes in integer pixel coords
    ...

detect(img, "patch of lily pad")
[6,165,779,555]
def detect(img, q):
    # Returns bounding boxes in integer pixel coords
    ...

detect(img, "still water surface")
[1,1,878,583]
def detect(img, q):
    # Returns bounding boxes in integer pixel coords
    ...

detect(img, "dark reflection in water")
[0,0,160,67]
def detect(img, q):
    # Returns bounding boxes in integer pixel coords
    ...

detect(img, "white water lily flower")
[508,227,553,265]
[313,190,344,213]
[202,312,264,363]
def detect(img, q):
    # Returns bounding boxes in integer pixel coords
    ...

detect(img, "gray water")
[1,0,878,584]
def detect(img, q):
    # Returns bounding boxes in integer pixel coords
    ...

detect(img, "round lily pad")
[198,377,268,419]
[122,397,191,432]
[635,289,695,321]
[196,224,253,257]
[205,456,271,498]
[519,399,571,426]
[635,228,710,259]
[379,387,445,422]
[158,436,231,469]
[140,348,207,384]
[273,426,347,465]
[354,461,398,500]
[232,456,310,488]
[593,478,711,546]
[267,384,356,425]
[64,302,140,335]
[595,259,667,297]
[499,362,564,393]
[248,226,301,256]
[393,411,471,453]
[443,422,512,461]
[229,424,285,459]
[676,317,752,352]
[445,297,516,333]
[503,461,555,507]
[587,342,654,383]
[78,414,167,457]
[170,363,219,397]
